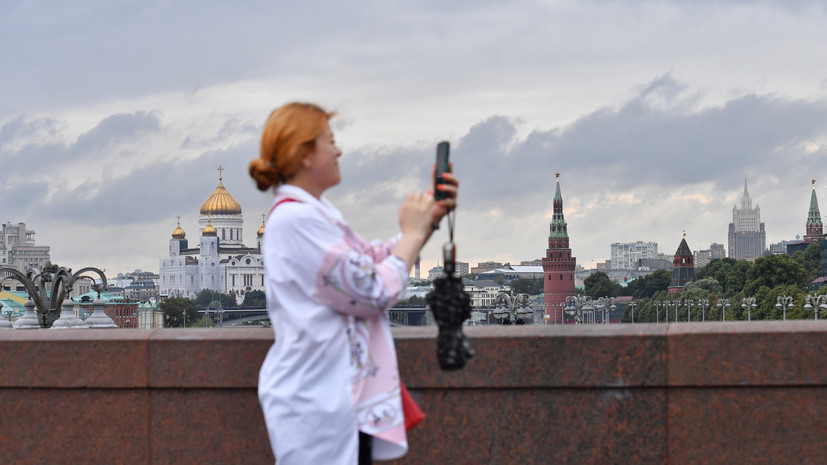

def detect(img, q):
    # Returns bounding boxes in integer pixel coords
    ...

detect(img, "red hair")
[249,102,335,191]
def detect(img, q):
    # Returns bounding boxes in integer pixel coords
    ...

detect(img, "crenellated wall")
[2,323,827,464]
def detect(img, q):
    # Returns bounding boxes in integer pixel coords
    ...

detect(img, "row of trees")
[583,242,824,322]
[158,290,266,327]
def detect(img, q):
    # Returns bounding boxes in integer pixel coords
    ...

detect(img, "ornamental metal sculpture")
[0,262,108,329]
[492,291,533,324]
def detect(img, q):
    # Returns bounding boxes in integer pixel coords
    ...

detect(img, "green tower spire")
[806,179,823,240]
[549,172,568,239]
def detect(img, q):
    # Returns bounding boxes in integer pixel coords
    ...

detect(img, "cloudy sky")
[3,0,827,278]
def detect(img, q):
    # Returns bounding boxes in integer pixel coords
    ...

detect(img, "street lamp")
[493,291,531,324]
[775,295,794,321]
[717,298,731,321]
[653,300,661,324]
[684,299,694,322]
[697,299,709,322]
[565,295,593,324]
[628,300,637,323]
[662,300,670,323]
[741,297,757,322]
[595,296,616,324]
[804,294,826,320]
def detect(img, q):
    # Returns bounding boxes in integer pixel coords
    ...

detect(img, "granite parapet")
[1,322,827,464]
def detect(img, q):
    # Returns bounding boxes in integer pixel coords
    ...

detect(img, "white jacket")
[258,184,410,464]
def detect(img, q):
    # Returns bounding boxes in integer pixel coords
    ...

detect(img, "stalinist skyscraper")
[542,173,576,324]
[728,180,766,259]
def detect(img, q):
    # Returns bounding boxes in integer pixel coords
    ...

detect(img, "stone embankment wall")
[2,323,827,464]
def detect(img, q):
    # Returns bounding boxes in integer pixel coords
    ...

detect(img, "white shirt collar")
[275,184,344,223]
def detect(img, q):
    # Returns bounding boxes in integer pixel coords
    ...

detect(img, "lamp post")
[717,298,731,321]
[628,300,637,324]
[684,299,694,322]
[653,300,661,323]
[564,295,593,324]
[595,296,616,324]
[804,294,827,320]
[493,291,531,324]
[662,300,670,323]
[775,295,794,321]
[741,297,757,322]
[697,299,709,322]
[673,299,679,322]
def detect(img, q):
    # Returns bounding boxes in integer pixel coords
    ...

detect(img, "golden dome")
[172,225,186,239]
[202,220,217,237]
[200,170,242,216]
[171,215,186,239]
[257,221,265,237]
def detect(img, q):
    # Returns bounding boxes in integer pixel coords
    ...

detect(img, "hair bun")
[249,158,280,191]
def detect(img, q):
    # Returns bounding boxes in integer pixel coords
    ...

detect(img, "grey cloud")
[326,76,827,252]
[0,116,59,147]
[0,111,163,187]
[0,109,263,226]
[34,138,262,226]
[74,111,161,153]
[548,77,827,187]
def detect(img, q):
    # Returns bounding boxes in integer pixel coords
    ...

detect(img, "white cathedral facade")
[160,168,266,304]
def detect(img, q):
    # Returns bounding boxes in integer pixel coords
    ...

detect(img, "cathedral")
[159,167,265,304]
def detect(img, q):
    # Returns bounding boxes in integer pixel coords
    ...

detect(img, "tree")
[697,258,753,297]
[509,278,544,295]
[584,271,622,298]
[792,241,821,283]
[193,290,238,309]
[743,254,808,296]
[752,284,807,320]
[625,269,671,299]
[160,297,198,328]
[393,295,426,307]
[241,290,266,309]
[684,277,723,295]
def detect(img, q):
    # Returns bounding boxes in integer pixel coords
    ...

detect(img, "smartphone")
[434,141,450,200]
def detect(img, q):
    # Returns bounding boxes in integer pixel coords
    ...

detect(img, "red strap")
[267,198,299,218]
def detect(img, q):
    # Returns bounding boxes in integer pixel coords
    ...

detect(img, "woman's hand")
[393,192,436,270]
[398,192,436,241]
[431,171,459,227]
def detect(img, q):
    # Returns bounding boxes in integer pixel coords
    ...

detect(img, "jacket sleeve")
[270,205,409,319]
[352,233,402,263]
[314,240,409,318]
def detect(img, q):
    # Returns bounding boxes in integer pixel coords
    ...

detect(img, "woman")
[249,102,458,465]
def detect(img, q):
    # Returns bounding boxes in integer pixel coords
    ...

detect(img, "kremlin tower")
[804,179,823,243]
[542,173,576,324]
[668,234,696,295]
